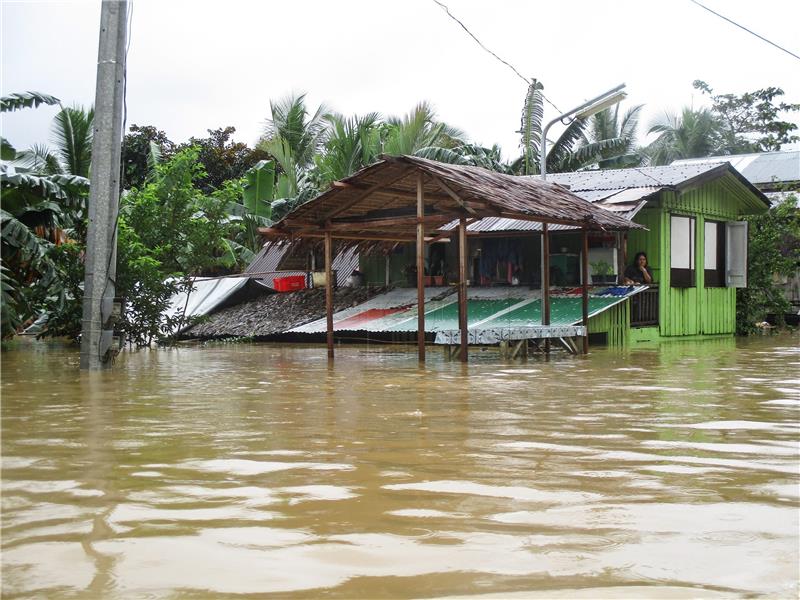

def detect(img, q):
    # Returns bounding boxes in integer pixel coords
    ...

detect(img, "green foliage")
[121,124,175,190]
[260,93,327,170]
[242,159,275,219]
[694,80,800,153]
[645,107,722,166]
[590,260,614,275]
[314,112,383,187]
[51,106,94,178]
[36,243,85,340]
[114,221,191,347]
[177,126,269,193]
[0,91,60,113]
[736,195,800,335]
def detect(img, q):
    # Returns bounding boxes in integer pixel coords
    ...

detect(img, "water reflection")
[2,336,799,598]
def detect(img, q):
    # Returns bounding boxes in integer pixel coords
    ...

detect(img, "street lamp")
[539,83,627,180]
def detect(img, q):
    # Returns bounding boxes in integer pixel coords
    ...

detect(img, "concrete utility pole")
[80,0,128,370]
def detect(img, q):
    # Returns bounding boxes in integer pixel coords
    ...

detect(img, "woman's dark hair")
[632,251,647,265]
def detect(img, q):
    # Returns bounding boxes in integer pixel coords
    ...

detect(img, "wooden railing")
[630,287,659,327]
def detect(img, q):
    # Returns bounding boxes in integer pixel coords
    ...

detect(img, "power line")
[431,0,562,113]
[689,0,800,62]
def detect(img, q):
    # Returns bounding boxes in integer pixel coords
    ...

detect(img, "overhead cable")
[689,0,800,62]
[431,0,562,112]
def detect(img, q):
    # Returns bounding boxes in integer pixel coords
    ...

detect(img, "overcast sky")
[2,0,799,159]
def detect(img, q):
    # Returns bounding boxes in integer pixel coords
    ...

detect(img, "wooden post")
[542,223,550,352]
[325,232,334,359]
[458,217,469,362]
[416,172,425,363]
[581,229,590,354]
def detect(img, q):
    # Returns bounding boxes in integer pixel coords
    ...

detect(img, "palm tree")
[644,107,722,165]
[15,105,94,178]
[511,80,635,175]
[259,93,327,170]
[383,101,464,157]
[588,104,644,169]
[314,111,383,187]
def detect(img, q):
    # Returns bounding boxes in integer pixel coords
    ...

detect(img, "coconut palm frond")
[519,79,544,175]
[51,105,94,178]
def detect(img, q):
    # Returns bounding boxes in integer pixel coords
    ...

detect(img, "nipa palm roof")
[261,155,640,247]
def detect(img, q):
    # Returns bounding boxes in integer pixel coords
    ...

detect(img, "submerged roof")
[291,285,644,344]
[672,150,800,187]
[261,155,639,247]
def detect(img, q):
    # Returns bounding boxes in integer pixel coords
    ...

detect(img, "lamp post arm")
[539,83,626,181]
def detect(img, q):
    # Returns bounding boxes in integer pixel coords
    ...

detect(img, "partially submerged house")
[261,158,768,353]
[260,155,639,361]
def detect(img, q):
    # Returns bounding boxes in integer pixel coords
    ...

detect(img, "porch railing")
[630,287,659,327]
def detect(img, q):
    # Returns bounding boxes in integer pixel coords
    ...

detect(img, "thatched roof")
[260,155,641,246]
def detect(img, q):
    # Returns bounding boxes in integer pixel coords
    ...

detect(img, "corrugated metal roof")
[439,186,658,233]
[672,151,800,186]
[245,244,359,288]
[290,285,645,344]
[165,276,250,334]
[532,164,724,191]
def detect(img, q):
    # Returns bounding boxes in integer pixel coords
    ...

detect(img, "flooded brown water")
[2,336,799,599]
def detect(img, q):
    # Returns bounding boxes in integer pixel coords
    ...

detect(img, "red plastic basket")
[273,275,306,292]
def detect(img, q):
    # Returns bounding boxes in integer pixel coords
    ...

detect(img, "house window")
[704,220,725,287]
[670,215,695,287]
[725,221,748,287]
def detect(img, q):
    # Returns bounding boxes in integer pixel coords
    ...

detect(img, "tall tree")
[383,102,464,156]
[694,80,800,153]
[121,124,175,190]
[644,107,722,166]
[589,104,644,169]
[313,112,383,187]
[178,126,269,193]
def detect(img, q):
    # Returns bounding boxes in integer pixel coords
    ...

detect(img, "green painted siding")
[638,185,741,338]
[588,301,629,346]
[627,208,662,282]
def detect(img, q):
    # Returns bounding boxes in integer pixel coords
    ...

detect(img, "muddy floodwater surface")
[1,336,799,599]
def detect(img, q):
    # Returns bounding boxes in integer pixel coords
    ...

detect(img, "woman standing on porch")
[623,252,653,285]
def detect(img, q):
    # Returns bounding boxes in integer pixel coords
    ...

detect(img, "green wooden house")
[545,163,769,343]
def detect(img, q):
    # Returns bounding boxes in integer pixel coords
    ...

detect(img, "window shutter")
[726,221,748,288]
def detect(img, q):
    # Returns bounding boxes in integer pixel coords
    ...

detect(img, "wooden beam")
[258,227,418,243]
[417,171,426,363]
[542,223,551,354]
[427,217,479,244]
[325,231,334,360]
[458,217,469,363]
[431,174,476,215]
[328,214,453,230]
[320,169,413,222]
[582,229,590,354]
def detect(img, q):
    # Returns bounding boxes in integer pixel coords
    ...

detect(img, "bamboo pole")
[458,217,469,362]
[325,231,334,359]
[582,230,590,354]
[542,223,550,353]
[416,172,426,363]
